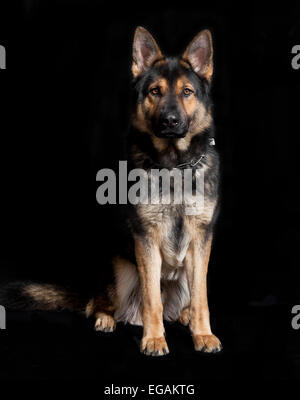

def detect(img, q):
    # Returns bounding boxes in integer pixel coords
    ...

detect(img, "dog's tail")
[0,281,86,313]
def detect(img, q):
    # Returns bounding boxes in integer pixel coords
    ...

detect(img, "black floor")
[0,305,299,382]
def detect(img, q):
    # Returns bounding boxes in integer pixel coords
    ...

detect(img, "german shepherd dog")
[0,27,222,356]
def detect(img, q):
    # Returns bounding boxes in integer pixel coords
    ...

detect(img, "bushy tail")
[0,281,86,312]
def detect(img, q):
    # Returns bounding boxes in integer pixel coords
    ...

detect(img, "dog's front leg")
[134,236,169,356]
[184,232,222,353]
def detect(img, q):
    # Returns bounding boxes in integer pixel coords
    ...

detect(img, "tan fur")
[178,306,190,326]
[94,312,116,332]
[179,59,191,69]
[134,235,168,355]
[24,284,79,311]
[184,233,221,352]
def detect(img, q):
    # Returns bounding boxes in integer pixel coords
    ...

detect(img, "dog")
[0,27,222,356]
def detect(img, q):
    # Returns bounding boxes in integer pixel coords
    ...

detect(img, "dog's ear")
[182,30,213,80]
[132,27,163,78]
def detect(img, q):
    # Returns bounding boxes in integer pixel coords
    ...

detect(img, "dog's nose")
[161,114,179,128]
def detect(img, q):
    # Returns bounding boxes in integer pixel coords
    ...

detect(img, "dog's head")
[131,27,213,146]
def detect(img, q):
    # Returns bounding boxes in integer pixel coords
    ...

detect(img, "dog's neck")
[127,127,215,170]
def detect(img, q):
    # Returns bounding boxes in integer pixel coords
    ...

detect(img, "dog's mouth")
[154,128,187,139]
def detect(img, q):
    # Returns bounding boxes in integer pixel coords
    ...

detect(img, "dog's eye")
[183,88,194,97]
[149,87,160,96]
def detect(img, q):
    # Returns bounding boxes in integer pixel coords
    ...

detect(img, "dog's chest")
[160,207,190,270]
[133,161,218,270]
[136,197,216,270]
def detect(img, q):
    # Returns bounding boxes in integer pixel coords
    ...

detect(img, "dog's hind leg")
[113,256,143,326]
[86,291,116,333]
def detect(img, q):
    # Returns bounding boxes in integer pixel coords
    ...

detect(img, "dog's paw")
[178,307,190,326]
[94,313,116,333]
[141,336,169,356]
[193,334,222,353]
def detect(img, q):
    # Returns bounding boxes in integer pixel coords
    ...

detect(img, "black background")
[0,0,300,384]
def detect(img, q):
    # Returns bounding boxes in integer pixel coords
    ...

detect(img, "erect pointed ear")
[132,26,163,78]
[182,29,213,80]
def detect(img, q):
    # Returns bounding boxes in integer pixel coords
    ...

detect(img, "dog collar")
[147,137,215,170]
[175,154,206,169]
[174,137,215,169]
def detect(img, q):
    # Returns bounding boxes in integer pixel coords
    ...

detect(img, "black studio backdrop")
[0,0,300,382]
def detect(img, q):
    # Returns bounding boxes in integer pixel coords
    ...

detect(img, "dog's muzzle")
[155,113,187,138]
